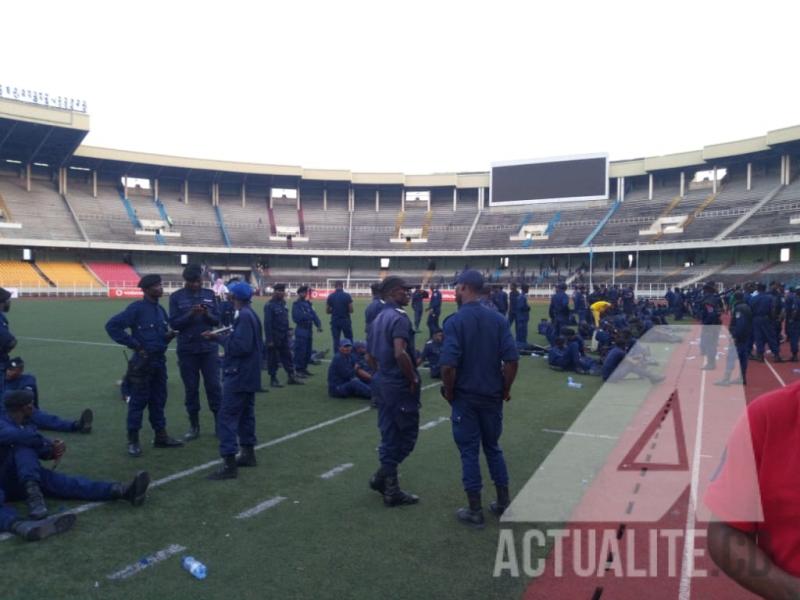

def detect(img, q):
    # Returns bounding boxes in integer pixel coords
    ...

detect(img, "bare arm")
[707,522,800,600]
[393,338,417,393]
[502,361,518,401]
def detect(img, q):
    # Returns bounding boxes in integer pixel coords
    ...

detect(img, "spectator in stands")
[106,274,183,457]
[327,339,371,400]
[168,264,223,442]
[3,357,93,434]
[326,281,353,352]
[292,286,323,378]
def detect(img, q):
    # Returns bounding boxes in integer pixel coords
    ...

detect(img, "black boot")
[127,430,142,457]
[10,513,76,542]
[111,471,151,506]
[183,413,200,442]
[489,485,510,517]
[296,369,313,378]
[456,492,485,528]
[236,445,257,467]
[383,475,419,507]
[24,481,48,520]
[73,409,93,434]
[270,376,284,388]
[368,467,387,495]
[207,455,237,480]
[287,373,304,385]
[153,430,184,448]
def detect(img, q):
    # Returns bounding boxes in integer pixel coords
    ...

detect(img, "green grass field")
[0,297,600,600]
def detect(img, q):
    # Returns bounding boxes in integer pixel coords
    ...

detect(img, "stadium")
[2,6,800,598]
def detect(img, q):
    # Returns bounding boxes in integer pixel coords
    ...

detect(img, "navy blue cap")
[452,269,484,290]
[229,282,253,301]
[339,338,353,347]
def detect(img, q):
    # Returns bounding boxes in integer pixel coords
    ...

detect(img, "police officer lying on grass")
[3,357,93,434]
[0,391,150,541]
[440,270,519,528]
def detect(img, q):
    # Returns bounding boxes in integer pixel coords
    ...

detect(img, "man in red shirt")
[705,380,800,598]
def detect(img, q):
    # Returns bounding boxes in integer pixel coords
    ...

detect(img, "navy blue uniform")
[3,374,75,433]
[169,287,222,419]
[549,290,570,335]
[492,289,509,317]
[327,352,371,399]
[218,304,263,457]
[264,297,295,377]
[724,301,753,382]
[0,313,16,399]
[751,293,780,357]
[106,299,172,434]
[699,292,722,367]
[421,338,443,378]
[327,289,353,351]
[219,300,235,327]
[785,292,800,358]
[368,303,419,478]
[515,293,530,345]
[621,288,635,316]
[292,298,322,371]
[365,297,386,335]
[573,290,588,323]
[440,301,519,495]
[0,416,115,532]
[427,290,442,338]
[411,290,425,331]
[508,290,520,328]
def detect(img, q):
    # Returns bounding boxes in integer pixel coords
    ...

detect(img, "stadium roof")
[0,98,89,168]
[1,98,799,186]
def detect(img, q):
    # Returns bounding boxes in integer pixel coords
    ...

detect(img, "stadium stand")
[84,262,140,287]
[36,261,102,287]
[0,177,85,242]
[0,260,48,287]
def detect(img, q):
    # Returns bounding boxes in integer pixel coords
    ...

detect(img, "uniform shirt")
[493,290,509,315]
[429,290,442,316]
[785,293,800,325]
[421,338,443,373]
[439,300,519,402]
[411,290,425,311]
[364,297,386,334]
[168,287,220,354]
[327,352,356,393]
[292,298,322,331]
[730,301,754,344]
[548,345,571,369]
[516,293,531,320]
[219,300,235,327]
[508,290,520,316]
[0,415,52,464]
[0,313,15,365]
[222,304,264,393]
[750,293,774,318]
[367,302,417,385]
[704,381,800,576]
[264,297,291,344]
[608,287,620,305]
[621,289,635,310]
[573,291,587,312]
[601,346,627,381]
[700,293,723,325]
[4,373,38,406]
[549,291,570,321]
[326,289,353,321]
[106,299,171,354]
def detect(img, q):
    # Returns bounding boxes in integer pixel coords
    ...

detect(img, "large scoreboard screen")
[490,154,608,206]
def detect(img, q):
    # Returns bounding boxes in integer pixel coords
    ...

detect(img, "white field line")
[678,370,707,600]
[106,543,187,580]
[764,359,787,387]
[319,463,354,480]
[419,416,449,431]
[541,428,618,440]
[234,496,287,520]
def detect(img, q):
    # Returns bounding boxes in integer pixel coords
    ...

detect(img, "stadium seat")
[36,262,103,287]
[85,262,140,287]
[0,261,49,287]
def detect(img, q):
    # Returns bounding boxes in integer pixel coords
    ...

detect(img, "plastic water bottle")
[182,556,207,580]
[567,376,583,389]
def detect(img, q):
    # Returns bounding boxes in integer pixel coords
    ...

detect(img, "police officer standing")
[364,282,386,335]
[785,287,800,362]
[411,286,425,332]
[426,285,442,338]
[203,282,263,480]
[0,287,17,399]
[106,274,183,457]
[292,286,323,378]
[366,276,420,507]
[699,282,723,370]
[264,284,304,387]
[326,281,353,351]
[573,285,588,324]
[751,282,783,362]
[492,285,509,318]
[715,291,753,386]
[515,284,531,346]
[168,264,222,441]
[549,283,570,336]
[440,270,519,527]
[508,282,519,328]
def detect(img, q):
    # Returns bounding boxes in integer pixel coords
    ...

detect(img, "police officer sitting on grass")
[327,339,372,400]
[0,391,150,541]
[106,274,183,457]
[418,327,444,378]
[203,282,264,480]
[439,269,520,528]
[3,357,93,434]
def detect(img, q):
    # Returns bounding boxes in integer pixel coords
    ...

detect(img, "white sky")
[2,1,798,174]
